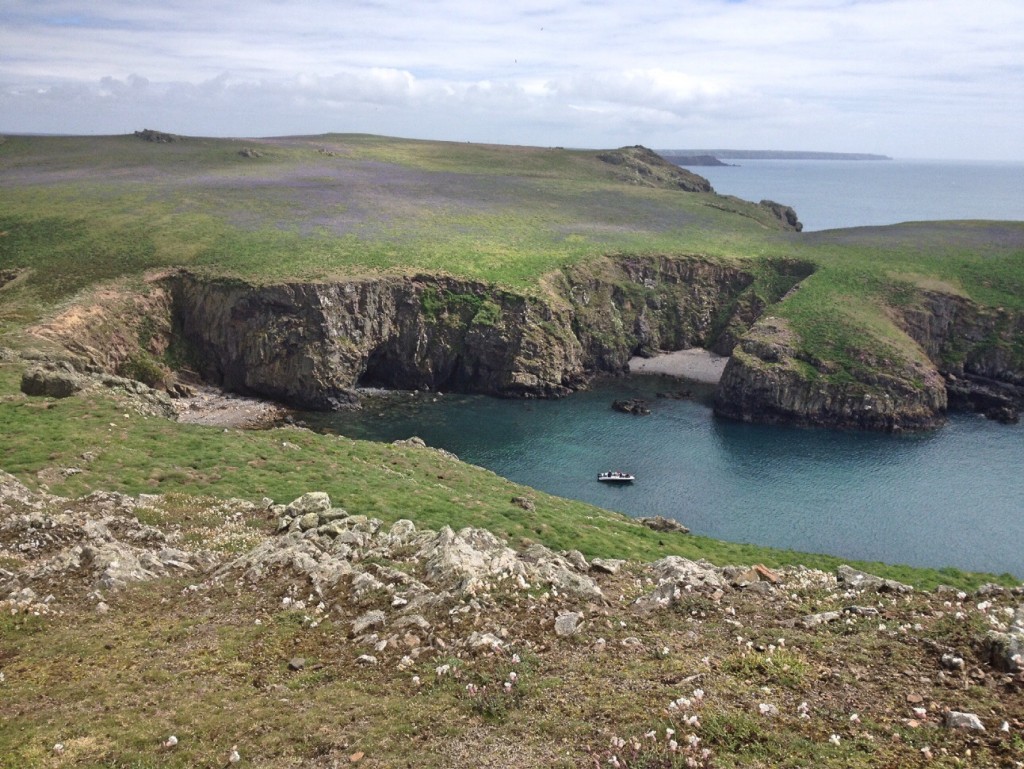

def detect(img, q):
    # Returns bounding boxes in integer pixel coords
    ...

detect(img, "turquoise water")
[683,159,1024,231]
[303,377,1024,578]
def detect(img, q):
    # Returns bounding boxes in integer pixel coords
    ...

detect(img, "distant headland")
[661,149,892,164]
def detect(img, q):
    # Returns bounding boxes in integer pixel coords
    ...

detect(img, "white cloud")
[0,0,1022,158]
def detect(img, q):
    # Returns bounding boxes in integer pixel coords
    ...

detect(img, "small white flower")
[508,671,518,683]
[1000,721,1010,733]
[850,713,861,724]
[412,675,421,686]
[668,739,678,752]
[829,734,841,746]
[693,688,705,701]
[665,728,675,738]
[228,745,241,764]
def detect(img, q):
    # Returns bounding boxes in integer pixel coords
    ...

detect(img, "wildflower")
[504,681,512,692]
[687,734,700,748]
[921,746,933,759]
[228,745,241,764]
[668,739,678,752]
[163,735,178,748]
[644,730,657,740]
[912,707,927,719]
[693,688,705,701]
[412,675,421,686]
[685,715,700,727]
[53,743,65,755]
[665,728,675,738]
[609,756,621,768]
[611,736,625,749]
[435,664,450,677]
[977,601,992,612]
[829,734,841,746]
[1001,721,1011,733]
[850,713,861,724]
[512,653,521,664]
[508,671,518,683]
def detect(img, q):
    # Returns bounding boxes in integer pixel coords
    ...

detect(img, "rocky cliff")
[168,256,806,409]
[28,257,1024,431]
[170,273,587,409]
[714,287,1024,431]
[714,316,949,431]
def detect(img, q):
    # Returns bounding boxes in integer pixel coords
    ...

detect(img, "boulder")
[285,492,332,517]
[591,558,624,575]
[945,711,985,731]
[637,516,689,534]
[985,605,1024,672]
[352,610,386,635]
[418,526,522,587]
[612,398,651,415]
[836,565,912,594]
[21,366,88,398]
[555,612,583,637]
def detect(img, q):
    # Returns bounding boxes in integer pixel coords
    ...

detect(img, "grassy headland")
[2,133,1023,768]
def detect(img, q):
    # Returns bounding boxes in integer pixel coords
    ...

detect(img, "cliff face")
[36,258,1023,431]
[714,317,948,431]
[168,257,773,408]
[170,274,587,409]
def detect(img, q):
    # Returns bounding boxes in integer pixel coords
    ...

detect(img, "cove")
[300,376,1024,579]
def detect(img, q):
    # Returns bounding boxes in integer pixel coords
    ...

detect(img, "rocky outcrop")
[714,316,948,431]
[759,200,803,232]
[596,146,714,193]
[896,289,1024,421]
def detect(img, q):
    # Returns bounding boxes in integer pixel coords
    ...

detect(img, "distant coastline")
[661,149,892,161]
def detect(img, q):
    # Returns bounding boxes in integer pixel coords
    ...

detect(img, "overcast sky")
[2,0,1023,159]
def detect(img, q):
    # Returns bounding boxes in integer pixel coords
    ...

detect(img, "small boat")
[597,471,635,483]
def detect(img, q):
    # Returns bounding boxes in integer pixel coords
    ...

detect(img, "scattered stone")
[836,565,912,594]
[562,550,589,572]
[356,655,377,666]
[352,610,386,636]
[285,492,332,517]
[238,148,263,158]
[800,611,842,629]
[288,657,305,672]
[844,605,880,617]
[985,605,1024,672]
[945,711,985,731]
[511,496,535,511]
[591,558,624,575]
[554,612,583,637]
[637,516,690,534]
[940,653,965,671]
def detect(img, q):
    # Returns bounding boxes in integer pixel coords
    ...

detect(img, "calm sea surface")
[688,158,1024,231]
[306,160,1024,578]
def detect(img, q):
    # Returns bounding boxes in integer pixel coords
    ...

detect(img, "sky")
[1,0,1023,160]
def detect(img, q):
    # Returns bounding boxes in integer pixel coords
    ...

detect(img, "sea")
[304,158,1024,578]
